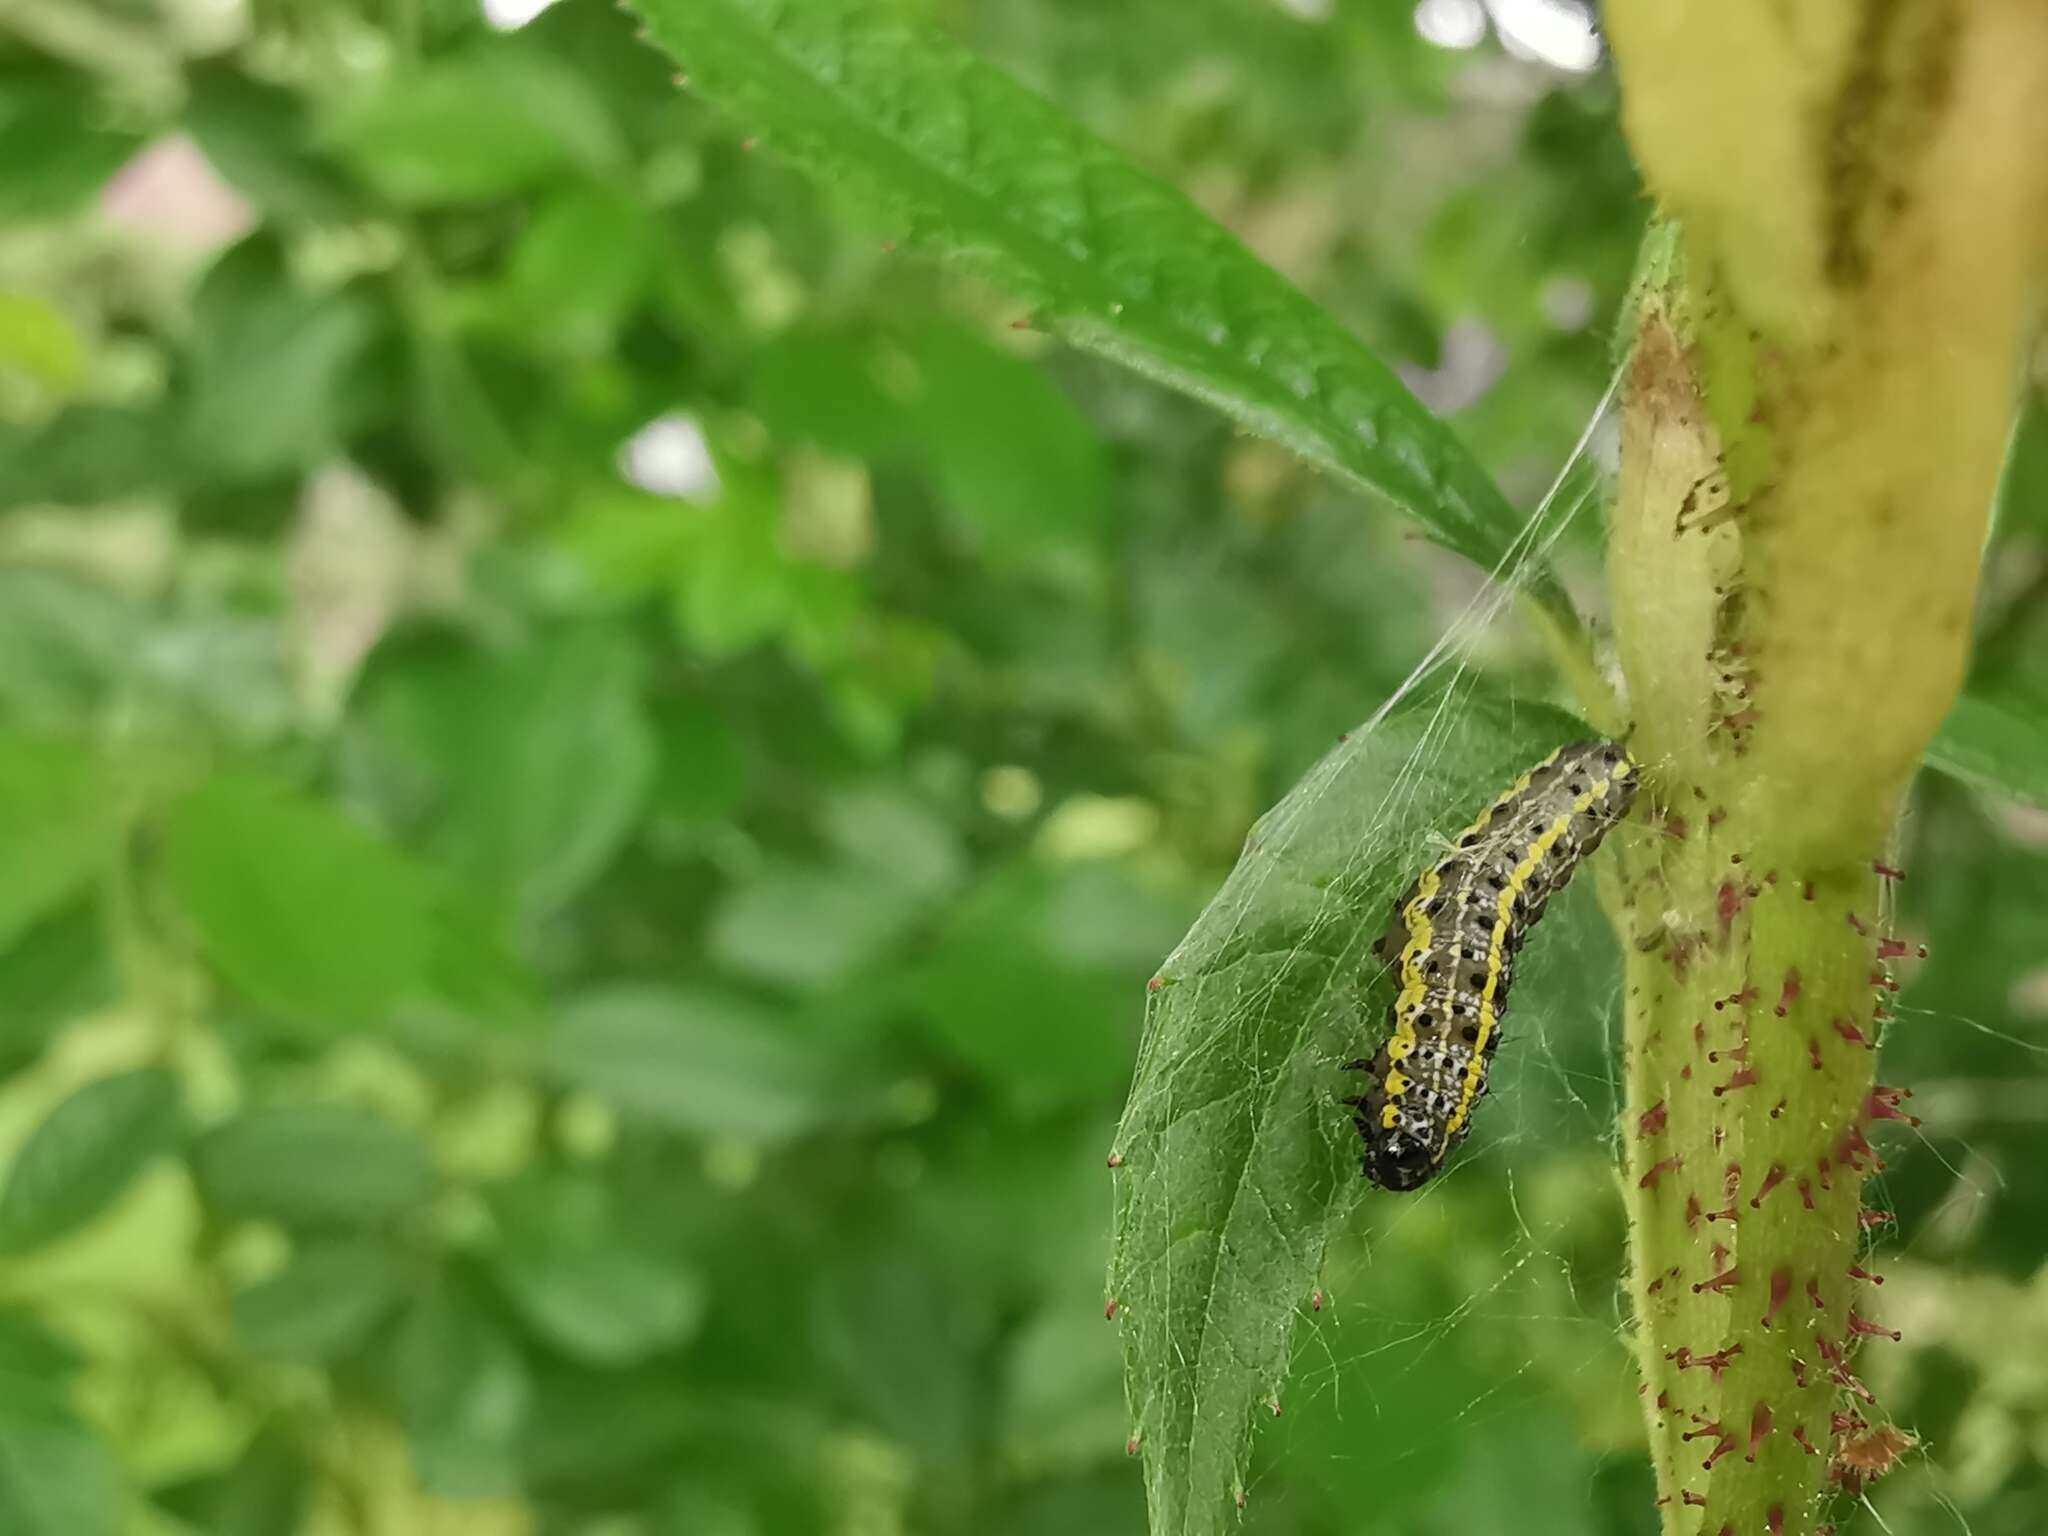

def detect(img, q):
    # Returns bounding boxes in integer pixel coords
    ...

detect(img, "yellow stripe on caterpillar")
[1347,740,1639,1193]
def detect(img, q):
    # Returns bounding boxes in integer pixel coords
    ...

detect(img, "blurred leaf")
[183,63,360,221]
[0,904,113,1077]
[648,696,748,824]
[907,329,1109,558]
[502,182,658,351]
[155,1432,309,1536]
[0,569,139,723]
[0,402,180,510]
[549,985,835,1143]
[1991,389,2047,537]
[231,1239,409,1362]
[162,771,432,1031]
[488,1177,705,1367]
[707,863,922,992]
[0,73,141,222]
[1107,689,1591,1536]
[0,1313,81,1384]
[0,292,84,393]
[420,887,547,1033]
[909,863,1135,1115]
[0,733,121,951]
[325,43,626,204]
[629,0,1561,612]
[385,1277,531,1499]
[815,1256,982,1466]
[364,629,657,919]
[747,329,909,459]
[181,236,382,481]
[191,1104,436,1228]
[0,1373,120,1536]
[1003,1303,1126,1470]
[1926,692,2048,810]
[0,1070,180,1254]
[820,784,966,902]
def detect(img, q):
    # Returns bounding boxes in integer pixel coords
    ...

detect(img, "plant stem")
[1601,4,2048,1528]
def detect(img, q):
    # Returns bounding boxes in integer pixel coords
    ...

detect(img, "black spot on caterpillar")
[1345,740,1639,1192]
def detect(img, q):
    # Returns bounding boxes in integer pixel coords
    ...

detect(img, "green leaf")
[191,1104,436,1229]
[747,329,910,460]
[0,569,140,724]
[0,1374,120,1536]
[906,328,1110,559]
[0,72,141,222]
[383,1278,530,1500]
[1926,692,2048,810]
[231,1239,409,1362]
[0,903,113,1078]
[0,733,121,951]
[501,182,658,352]
[324,42,626,205]
[648,696,748,825]
[908,864,1135,1115]
[548,985,834,1143]
[155,1432,309,1536]
[1106,688,1592,1535]
[627,0,1556,608]
[162,771,432,1032]
[181,237,383,481]
[706,863,922,992]
[0,1070,180,1254]
[0,291,85,393]
[183,63,362,222]
[363,629,657,920]
[1991,388,2048,537]
[487,1177,704,1367]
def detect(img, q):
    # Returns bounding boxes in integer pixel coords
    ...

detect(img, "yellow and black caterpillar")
[1346,740,1639,1192]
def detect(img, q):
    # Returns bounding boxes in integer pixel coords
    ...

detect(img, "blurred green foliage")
[0,2,2042,1535]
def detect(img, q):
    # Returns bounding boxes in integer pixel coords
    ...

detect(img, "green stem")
[1601,6,2048,1528]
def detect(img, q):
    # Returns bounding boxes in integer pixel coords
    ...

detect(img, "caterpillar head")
[1364,1129,1438,1192]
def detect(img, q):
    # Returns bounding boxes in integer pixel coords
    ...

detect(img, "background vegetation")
[0,1,2043,1534]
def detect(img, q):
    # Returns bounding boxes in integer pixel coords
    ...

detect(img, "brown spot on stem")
[1866,1085,1918,1125]
[1763,1267,1793,1328]
[1694,1265,1742,1296]
[1714,1065,1760,1095]
[1753,1163,1785,1212]
[1639,1100,1669,1137]
[1748,1402,1775,1461]
[1776,969,1802,1016]
[1847,1309,1901,1342]
[1641,1155,1684,1191]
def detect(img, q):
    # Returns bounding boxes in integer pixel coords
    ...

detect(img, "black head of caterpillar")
[1343,740,1639,1193]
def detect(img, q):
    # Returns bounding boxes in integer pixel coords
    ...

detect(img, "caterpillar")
[1346,740,1639,1192]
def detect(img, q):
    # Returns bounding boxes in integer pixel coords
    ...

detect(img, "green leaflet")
[1926,692,2048,811]
[1106,687,1590,1535]
[624,0,1570,621]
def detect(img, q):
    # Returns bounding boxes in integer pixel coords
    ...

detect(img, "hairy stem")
[1602,2,2048,1530]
